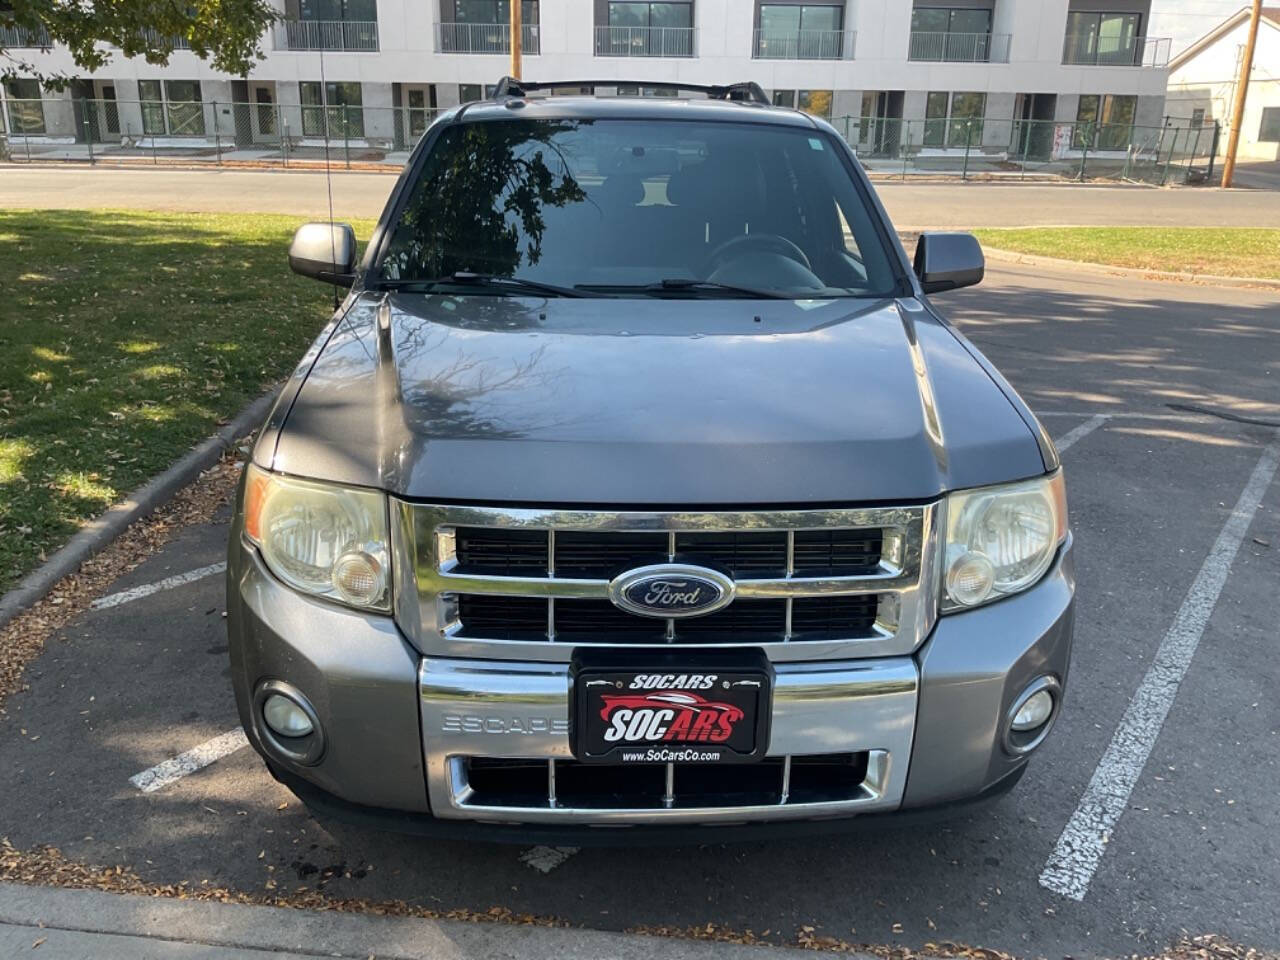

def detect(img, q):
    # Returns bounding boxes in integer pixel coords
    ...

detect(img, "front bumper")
[228,510,1074,831]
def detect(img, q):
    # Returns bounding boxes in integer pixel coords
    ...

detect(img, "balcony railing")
[594,25,695,57]
[0,25,51,47]
[908,31,1010,63]
[273,19,379,51]
[1062,34,1171,67]
[435,21,541,55]
[138,28,190,49]
[752,28,854,60]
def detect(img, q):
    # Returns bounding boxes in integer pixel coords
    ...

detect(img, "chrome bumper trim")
[419,656,918,824]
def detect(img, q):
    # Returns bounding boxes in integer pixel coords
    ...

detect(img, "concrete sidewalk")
[0,882,820,960]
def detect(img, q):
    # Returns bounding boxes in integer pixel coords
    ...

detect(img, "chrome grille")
[392,502,941,663]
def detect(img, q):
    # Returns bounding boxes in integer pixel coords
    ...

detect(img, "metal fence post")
[902,121,909,181]
[84,114,93,164]
[213,101,221,164]
[962,121,972,181]
[1160,126,1180,186]
[1020,120,1031,180]
[1078,127,1090,182]
[344,104,351,169]
[1206,120,1220,183]
[282,113,289,168]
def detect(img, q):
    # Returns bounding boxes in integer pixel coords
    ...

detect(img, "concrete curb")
[0,882,822,960]
[980,245,1280,290]
[0,389,278,631]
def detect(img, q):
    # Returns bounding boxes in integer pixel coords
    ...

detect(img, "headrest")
[596,174,645,207]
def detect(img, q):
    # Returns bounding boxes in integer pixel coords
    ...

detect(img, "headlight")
[242,464,391,612]
[942,471,1067,612]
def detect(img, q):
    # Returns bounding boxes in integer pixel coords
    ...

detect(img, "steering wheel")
[703,233,812,275]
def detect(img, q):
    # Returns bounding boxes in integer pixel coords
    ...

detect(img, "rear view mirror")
[914,232,984,294]
[289,222,357,286]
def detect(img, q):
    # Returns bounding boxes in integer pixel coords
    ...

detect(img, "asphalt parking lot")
[0,260,1276,958]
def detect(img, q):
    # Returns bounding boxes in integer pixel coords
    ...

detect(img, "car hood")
[265,292,1047,504]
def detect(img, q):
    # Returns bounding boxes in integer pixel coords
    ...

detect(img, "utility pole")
[510,0,523,79]
[1221,0,1262,187]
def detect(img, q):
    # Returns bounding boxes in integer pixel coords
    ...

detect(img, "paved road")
[0,261,1276,959]
[3,165,1280,228]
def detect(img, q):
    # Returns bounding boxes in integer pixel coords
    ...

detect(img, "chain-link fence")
[834,114,1220,184]
[0,96,1221,185]
[0,96,441,169]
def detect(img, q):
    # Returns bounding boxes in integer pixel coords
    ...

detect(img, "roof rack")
[491,76,770,106]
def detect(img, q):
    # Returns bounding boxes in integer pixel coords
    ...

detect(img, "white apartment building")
[3,0,1171,159]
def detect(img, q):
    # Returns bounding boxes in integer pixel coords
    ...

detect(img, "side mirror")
[913,232,984,294]
[289,222,357,286]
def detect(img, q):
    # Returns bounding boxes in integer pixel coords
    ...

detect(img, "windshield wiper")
[382,272,585,298]
[575,278,793,300]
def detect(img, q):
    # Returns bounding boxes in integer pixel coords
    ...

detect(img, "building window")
[756,2,845,59]
[440,2,537,53]
[136,79,205,136]
[3,78,45,135]
[798,89,833,119]
[451,0,537,23]
[101,83,120,134]
[1259,108,1280,143]
[924,91,949,147]
[288,0,378,49]
[299,0,376,20]
[1064,11,1142,65]
[772,88,831,117]
[407,86,436,137]
[255,86,276,135]
[164,80,205,137]
[1190,107,1205,128]
[910,7,993,61]
[608,2,691,29]
[300,81,364,138]
[858,91,875,142]
[924,91,985,148]
[599,1,693,55]
[138,79,165,135]
[1074,94,1136,150]
[616,85,680,97]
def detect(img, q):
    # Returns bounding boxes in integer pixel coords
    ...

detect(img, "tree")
[1,0,276,88]
[381,120,589,282]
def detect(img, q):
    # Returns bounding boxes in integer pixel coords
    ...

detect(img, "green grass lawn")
[0,209,373,591]
[972,227,1280,280]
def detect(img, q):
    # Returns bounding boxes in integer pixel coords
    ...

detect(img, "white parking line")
[90,562,227,611]
[129,729,249,794]
[520,846,579,874]
[1040,437,1280,901]
[1053,414,1108,453]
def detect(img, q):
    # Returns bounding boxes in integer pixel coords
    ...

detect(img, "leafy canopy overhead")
[1,0,276,87]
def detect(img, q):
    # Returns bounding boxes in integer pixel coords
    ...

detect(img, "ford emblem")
[608,564,735,619]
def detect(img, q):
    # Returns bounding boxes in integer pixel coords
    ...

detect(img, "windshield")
[376,117,900,298]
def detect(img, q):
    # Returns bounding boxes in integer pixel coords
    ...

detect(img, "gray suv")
[227,80,1073,839]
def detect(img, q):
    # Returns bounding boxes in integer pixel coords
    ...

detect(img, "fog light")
[263,694,314,738]
[945,550,995,606]
[332,549,385,607]
[1011,689,1054,731]
[1003,677,1061,756]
